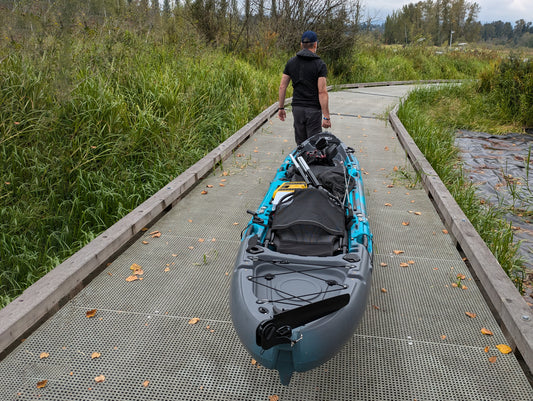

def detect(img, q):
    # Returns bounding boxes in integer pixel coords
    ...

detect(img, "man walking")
[278,30,331,145]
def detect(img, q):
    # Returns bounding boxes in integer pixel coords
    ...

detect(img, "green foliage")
[478,55,533,127]
[340,45,492,82]
[0,30,280,307]
[397,85,524,288]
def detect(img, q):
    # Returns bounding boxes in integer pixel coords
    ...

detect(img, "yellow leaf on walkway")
[86,309,97,318]
[36,380,47,389]
[496,344,512,354]
[481,328,493,336]
[39,352,49,359]
[188,317,200,325]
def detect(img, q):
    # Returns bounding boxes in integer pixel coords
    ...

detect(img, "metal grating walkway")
[1,86,532,400]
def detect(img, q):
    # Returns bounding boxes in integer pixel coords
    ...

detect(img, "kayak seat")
[270,188,345,257]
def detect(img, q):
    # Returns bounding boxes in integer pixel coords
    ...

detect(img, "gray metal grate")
[1,86,531,401]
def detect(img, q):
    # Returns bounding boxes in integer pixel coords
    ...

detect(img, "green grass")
[397,83,526,290]
[0,32,282,307]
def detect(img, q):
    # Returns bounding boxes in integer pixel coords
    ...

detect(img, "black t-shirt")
[283,49,328,109]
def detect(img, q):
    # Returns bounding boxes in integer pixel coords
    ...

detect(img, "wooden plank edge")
[389,106,533,372]
[0,103,280,358]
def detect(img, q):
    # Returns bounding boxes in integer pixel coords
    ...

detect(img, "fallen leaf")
[164,267,170,272]
[269,396,279,401]
[201,190,208,195]
[414,212,422,215]
[393,250,404,255]
[481,328,494,336]
[86,309,97,318]
[384,146,389,151]
[142,241,149,245]
[39,352,49,359]
[188,317,200,325]
[133,269,144,275]
[441,335,447,340]
[91,352,101,359]
[442,229,449,234]
[380,262,388,267]
[151,232,161,238]
[496,344,512,354]
[372,305,380,310]
[130,263,142,271]
[94,375,105,383]
[451,283,458,288]
[233,222,239,225]
[221,179,227,182]
[399,262,409,267]
[125,275,138,282]
[143,380,150,388]
[457,274,466,280]
[402,221,410,226]
[465,312,477,318]
[407,260,415,265]
[385,203,392,207]
[219,183,225,187]
[381,288,387,293]
[206,185,214,188]
[198,238,205,243]
[37,380,48,389]
[484,346,490,353]
[251,358,257,365]
[393,166,399,171]
[488,356,497,363]
[461,285,468,290]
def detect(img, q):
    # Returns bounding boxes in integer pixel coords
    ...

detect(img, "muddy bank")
[455,131,533,274]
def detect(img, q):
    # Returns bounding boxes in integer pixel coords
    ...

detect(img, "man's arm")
[278,74,290,121]
[318,76,331,129]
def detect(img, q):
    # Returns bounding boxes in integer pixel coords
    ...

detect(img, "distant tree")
[383,0,480,45]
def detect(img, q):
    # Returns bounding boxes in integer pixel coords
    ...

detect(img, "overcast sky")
[367,0,530,24]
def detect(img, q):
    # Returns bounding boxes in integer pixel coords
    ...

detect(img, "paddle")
[256,294,350,350]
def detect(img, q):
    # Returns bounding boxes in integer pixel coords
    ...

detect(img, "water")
[455,130,533,284]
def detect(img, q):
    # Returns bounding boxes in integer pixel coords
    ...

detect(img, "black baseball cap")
[301,31,318,43]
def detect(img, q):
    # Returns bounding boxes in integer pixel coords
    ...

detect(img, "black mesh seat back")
[273,223,341,256]
[271,188,345,256]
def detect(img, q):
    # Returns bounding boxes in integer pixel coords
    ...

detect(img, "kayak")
[230,132,373,385]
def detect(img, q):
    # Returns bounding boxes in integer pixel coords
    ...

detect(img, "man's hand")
[322,118,331,129]
[278,109,287,121]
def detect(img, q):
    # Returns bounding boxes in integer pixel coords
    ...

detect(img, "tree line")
[0,0,367,71]
[383,0,533,47]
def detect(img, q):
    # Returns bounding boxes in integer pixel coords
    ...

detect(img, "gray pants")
[292,106,322,145]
